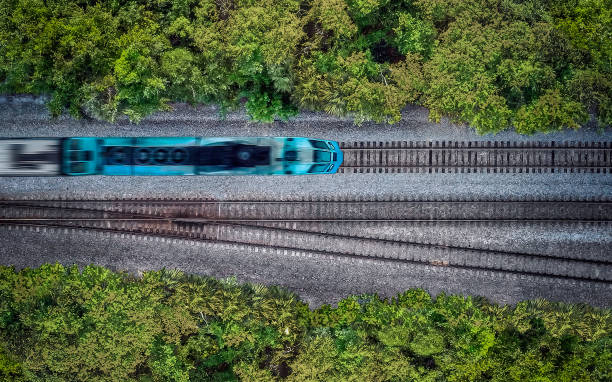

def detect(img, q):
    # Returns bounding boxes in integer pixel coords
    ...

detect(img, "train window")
[170,148,188,164]
[308,164,329,173]
[70,151,79,161]
[314,150,331,162]
[309,140,329,150]
[84,151,93,161]
[70,162,87,173]
[153,148,169,164]
[333,153,337,161]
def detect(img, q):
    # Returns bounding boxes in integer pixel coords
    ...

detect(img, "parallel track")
[1,199,611,283]
[339,141,612,173]
[1,219,610,283]
[2,199,611,221]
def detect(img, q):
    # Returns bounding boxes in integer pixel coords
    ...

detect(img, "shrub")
[0,0,608,132]
[0,264,610,381]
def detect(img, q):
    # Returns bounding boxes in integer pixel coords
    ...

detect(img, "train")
[0,137,343,176]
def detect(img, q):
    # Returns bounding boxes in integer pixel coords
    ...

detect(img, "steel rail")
[3,217,610,266]
[2,210,611,268]
[340,147,612,150]
[185,219,612,267]
[1,218,610,223]
[3,221,610,284]
[339,140,612,173]
[2,201,610,273]
[339,141,611,149]
[340,164,612,168]
[2,200,611,221]
[2,199,611,204]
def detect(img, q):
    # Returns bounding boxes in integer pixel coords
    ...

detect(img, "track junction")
[2,198,610,284]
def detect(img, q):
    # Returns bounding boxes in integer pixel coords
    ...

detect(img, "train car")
[0,137,343,176]
[0,139,63,176]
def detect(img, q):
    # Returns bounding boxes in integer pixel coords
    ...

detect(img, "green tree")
[1,264,611,380]
[514,88,588,134]
[149,340,191,382]
[112,23,170,122]
[393,12,436,57]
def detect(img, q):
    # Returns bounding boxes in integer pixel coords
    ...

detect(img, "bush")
[0,0,609,132]
[0,264,610,381]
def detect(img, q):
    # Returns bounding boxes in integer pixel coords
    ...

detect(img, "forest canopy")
[0,0,610,133]
[0,264,610,381]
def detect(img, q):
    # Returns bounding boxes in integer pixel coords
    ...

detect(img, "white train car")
[0,138,63,176]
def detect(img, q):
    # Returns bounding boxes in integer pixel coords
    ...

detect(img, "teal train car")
[0,137,343,176]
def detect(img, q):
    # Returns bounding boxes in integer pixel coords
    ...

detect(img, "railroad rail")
[339,141,612,173]
[1,218,610,283]
[1,199,610,283]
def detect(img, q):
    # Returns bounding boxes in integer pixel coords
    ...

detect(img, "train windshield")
[309,140,329,150]
[307,164,330,173]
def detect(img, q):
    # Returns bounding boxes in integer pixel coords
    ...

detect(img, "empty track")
[1,199,611,221]
[339,141,612,173]
[1,199,611,283]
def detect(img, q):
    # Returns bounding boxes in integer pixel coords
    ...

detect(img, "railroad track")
[1,199,611,283]
[1,199,611,221]
[339,141,612,173]
[1,217,610,283]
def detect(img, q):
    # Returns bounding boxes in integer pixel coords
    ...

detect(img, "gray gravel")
[1,225,610,308]
[264,221,612,262]
[1,96,611,308]
[1,95,611,142]
[1,172,610,201]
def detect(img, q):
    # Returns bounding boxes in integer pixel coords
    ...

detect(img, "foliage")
[0,0,610,131]
[514,88,588,134]
[551,0,612,128]
[293,50,411,125]
[218,0,303,122]
[393,12,436,57]
[413,0,610,133]
[0,264,610,381]
[112,23,171,122]
[552,0,611,73]
[306,0,358,44]
[0,264,311,381]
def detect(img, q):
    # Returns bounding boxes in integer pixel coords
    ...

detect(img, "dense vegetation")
[0,0,609,133]
[0,264,610,381]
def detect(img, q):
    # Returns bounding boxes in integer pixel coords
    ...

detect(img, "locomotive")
[0,137,343,176]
